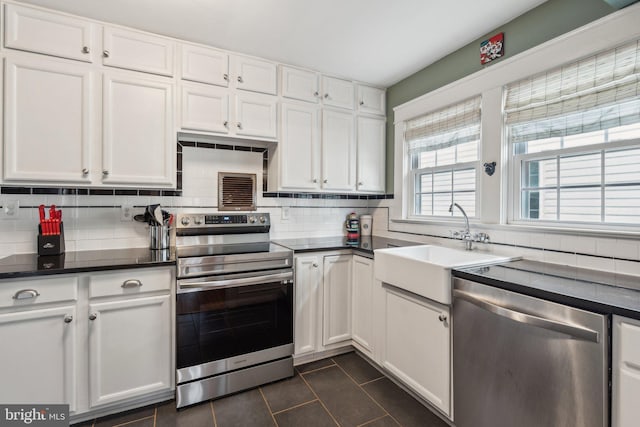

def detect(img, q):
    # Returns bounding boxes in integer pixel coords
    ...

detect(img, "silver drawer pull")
[122,279,143,289]
[13,289,40,300]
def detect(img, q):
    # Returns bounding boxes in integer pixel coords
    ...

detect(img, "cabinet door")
[181,44,229,87]
[234,91,278,139]
[613,315,640,427]
[0,306,76,411]
[280,102,321,190]
[103,71,174,186]
[321,76,355,110]
[4,3,94,63]
[357,85,385,115]
[294,255,322,355]
[357,116,386,193]
[181,82,230,134]
[322,109,356,191]
[322,255,352,346]
[103,26,174,77]
[88,294,172,407]
[231,55,277,95]
[383,286,450,416]
[352,256,374,355]
[281,66,319,103]
[4,56,92,183]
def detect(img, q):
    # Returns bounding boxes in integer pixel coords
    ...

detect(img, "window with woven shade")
[406,96,481,218]
[505,38,640,226]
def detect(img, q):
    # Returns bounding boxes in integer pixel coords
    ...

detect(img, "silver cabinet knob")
[102,170,109,176]
[359,100,365,106]
[237,122,242,129]
[237,76,244,83]
[89,313,97,321]
[64,315,73,323]
[223,121,229,127]
[223,73,229,81]
[438,314,447,322]
[313,91,319,97]
[324,93,329,99]
[313,179,318,183]
[103,50,110,58]
[323,179,328,183]
[312,263,318,268]
[82,46,90,54]
[82,168,89,176]
[358,181,363,186]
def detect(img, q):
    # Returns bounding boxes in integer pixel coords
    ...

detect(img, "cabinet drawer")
[4,3,94,63]
[0,276,78,309]
[103,26,175,76]
[88,268,172,298]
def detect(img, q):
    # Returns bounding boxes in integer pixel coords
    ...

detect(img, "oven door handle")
[178,271,293,290]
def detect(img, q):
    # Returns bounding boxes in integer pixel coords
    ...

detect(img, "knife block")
[38,222,65,256]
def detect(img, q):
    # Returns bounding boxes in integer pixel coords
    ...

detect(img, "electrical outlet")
[121,204,133,221]
[281,206,290,220]
[2,200,19,219]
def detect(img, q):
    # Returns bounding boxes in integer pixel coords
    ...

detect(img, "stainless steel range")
[174,212,294,408]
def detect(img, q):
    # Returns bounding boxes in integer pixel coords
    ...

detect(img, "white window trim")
[390,3,640,238]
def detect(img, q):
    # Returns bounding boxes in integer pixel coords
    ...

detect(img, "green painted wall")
[384,0,617,192]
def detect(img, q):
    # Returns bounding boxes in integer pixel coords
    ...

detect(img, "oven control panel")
[176,213,270,232]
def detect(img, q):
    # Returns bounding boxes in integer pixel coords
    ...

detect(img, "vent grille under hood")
[218,172,256,211]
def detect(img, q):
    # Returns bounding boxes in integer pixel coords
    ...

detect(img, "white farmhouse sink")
[374,245,515,305]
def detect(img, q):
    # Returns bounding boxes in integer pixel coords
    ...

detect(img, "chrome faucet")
[448,203,489,250]
[449,203,470,235]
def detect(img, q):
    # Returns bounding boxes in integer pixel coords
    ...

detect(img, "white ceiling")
[17,0,547,87]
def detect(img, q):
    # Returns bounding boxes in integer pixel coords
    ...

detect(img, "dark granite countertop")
[273,235,420,257]
[453,259,640,319]
[0,247,176,280]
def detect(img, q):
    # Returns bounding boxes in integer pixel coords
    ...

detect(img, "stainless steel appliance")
[175,213,294,408]
[453,278,608,427]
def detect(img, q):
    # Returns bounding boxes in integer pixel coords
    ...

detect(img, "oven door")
[176,269,294,384]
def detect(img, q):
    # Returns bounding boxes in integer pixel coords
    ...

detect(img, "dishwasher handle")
[453,289,600,343]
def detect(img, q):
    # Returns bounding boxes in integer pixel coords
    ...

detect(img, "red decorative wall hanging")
[480,32,504,65]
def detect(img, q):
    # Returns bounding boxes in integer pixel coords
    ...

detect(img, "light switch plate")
[121,204,133,221]
[282,206,290,220]
[2,199,19,219]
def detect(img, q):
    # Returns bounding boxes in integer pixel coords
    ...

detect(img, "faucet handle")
[475,232,491,243]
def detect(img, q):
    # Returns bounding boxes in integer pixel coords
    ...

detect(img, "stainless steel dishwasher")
[453,278,608,427]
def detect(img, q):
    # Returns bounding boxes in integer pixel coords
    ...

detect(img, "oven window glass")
[176,281,293,369]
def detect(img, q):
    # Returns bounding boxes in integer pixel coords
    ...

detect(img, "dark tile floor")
[73,352,450,427]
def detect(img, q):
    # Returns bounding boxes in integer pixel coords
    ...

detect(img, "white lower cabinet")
[382,284,451,417]
[322,255,352,345]
[351,255,374,356]
[0,305,77,409]
[88,294,171,407]
[0,267,173,419]
[293,252,352,359]
[613,315,640,427]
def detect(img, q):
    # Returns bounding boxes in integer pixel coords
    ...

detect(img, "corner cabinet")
[351,255,374,356]
[322,254,352,345]
[613,315,640,427]
[102,71,174,186]
[294,255,322,355]
[381,283,451,417]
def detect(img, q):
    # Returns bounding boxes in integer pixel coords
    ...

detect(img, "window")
[505,39,640,226]
[406,96,481,218]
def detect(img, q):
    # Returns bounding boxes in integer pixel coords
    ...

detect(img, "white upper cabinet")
[321,76,355,110]
[102,26,175,77]
[102,71,174,186]
[181,82,230,134]
[181,44,229,87]
[3,56,93,183]
[357,116,386,193]
[235,91,278,139]
[357,85,386,116]
[322,109,356,191]
[3,3,94,63]
[281,66,320,103]
[231,55,277,95]
[279,102,321,190]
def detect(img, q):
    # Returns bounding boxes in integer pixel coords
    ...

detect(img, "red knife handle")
[39,205,45,223]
